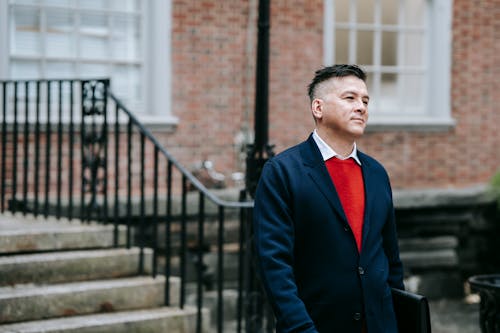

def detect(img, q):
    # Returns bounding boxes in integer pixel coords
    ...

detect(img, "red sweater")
[325,157,365,253]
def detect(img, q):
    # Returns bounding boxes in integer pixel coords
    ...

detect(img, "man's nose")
[355,100,367,114]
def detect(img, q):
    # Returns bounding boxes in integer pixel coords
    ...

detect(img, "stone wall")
[394,186,500,298]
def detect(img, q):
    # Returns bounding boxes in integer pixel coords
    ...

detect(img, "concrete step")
[400,249,458,269]
[398,235,458,252]
[187,289,238,326]
[154,218,241,254]
[0,215,127,254]
[162,242,241,285]
[0,306,210,333]
[398,235,459,270]
[0,276,182,324]
[0,247,152,286]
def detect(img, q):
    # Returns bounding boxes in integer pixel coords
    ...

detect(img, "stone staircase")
[399,235,462,299]
[0,214,208,333]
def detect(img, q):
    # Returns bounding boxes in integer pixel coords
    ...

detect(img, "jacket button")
[353,312,362,321]
[358,267,365,275]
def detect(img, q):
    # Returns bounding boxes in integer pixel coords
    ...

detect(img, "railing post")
[1,82,6,212]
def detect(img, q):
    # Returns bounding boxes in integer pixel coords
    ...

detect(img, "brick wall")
[360,0,500,189]
[160,0,499,190]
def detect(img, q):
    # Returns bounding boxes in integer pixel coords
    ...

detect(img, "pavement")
[430,297,480,333]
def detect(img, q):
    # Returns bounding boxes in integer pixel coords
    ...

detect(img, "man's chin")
[350,126,366,138]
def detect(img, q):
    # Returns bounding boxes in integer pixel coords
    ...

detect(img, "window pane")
[44,0,72,6]
[381,73,397,96]
[11,60,41,79]
[110,0,139,12]
[112,15,140,61]
[357,0,375,23]
[47,9,73,33]
[402,32,423,66]
[365,72,375,91]
[12,7,41,56]
[381,31,397,66]
[380,72,398,111]
[335,29,349,64]
[405,0,425,26]
[366,71,375,94]
[46,61,74,78]
[335,1,349,23]
[78,0,109,10]
[112,65,141,109]
[113,65,138,93]
[80,13,108,35]
[356,30,373,65]
[80,14,109,59]
[14,0,39,5]
[46,9,74,57]
[402,74,424,109]
[381,0,398,25]
[81,35,108,58]
[365,71,377,109]
[79,63,109,78]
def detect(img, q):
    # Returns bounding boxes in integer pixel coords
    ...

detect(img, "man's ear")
[311,98,323,120]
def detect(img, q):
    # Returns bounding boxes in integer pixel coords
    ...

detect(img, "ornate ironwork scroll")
[80,79,109,221]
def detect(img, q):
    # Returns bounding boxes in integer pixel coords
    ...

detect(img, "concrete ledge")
[393,185,494,209]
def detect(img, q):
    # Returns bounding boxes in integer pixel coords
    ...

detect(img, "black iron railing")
[0,78,274,332]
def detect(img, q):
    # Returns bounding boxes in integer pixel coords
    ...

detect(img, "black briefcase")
[391,288,432,333]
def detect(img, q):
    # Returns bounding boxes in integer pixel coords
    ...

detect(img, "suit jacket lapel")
[359,152,373,248]
[301,136,349,225]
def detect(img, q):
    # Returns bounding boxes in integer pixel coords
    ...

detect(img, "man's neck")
[316,128,356,158]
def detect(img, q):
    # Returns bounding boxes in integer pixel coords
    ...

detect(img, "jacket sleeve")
[253,160,318,333]
[382,181,405,290]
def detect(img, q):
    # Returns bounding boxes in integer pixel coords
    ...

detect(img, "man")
[253,64,404,332]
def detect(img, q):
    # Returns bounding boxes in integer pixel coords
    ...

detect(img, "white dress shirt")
[312,129,362,165]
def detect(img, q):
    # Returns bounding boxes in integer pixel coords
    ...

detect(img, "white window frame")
[323,0,455,131]
[0,0,177,130]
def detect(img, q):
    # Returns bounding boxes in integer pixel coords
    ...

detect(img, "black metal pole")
[243,1,275,332]
[254,0,270,151]
[246,0,274,198]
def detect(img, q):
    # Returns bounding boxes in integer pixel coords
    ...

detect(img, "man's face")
[312,75,369,140]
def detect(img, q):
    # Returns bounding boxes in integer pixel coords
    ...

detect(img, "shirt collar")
[312,129,362,165]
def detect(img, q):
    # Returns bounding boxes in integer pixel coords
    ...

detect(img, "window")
[0,0,176,127]
[323,0,454,130]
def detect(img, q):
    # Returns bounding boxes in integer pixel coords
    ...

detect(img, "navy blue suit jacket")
[253,135,404,333]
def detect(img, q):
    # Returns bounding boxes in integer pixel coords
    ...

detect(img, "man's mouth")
[351,118,365,123]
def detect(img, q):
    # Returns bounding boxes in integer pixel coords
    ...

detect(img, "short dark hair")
[307,64,367,102]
